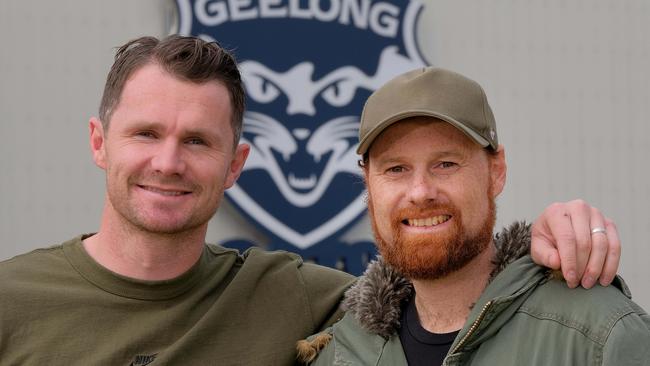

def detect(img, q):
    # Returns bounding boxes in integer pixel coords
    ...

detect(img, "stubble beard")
[369,185,496,281]
[107,172,219,237]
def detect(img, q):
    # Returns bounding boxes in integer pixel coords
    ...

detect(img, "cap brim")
[357,111,490,155]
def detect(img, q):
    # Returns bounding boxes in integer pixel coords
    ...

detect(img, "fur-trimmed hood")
[340,221,532,339]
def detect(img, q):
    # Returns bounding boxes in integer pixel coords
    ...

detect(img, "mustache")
[392,203,458,222]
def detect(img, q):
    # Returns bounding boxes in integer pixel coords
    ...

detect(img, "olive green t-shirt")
[0,235,355,365]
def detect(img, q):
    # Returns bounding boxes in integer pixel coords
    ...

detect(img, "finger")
[541,204,579,288]
[565,200,593,286]
[581,207,608,289]
[530,203,565,270]
[599,218,621,286]
[530,235,561,270]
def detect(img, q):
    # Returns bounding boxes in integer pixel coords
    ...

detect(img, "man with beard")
[0,36,628,365]
[298,67,650,365]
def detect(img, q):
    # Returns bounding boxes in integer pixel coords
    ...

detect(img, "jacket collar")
[341,222,533,339]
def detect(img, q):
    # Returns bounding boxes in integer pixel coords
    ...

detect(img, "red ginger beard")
[368,184,496,281]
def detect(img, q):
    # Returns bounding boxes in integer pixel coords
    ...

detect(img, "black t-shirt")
[398,296,459,366]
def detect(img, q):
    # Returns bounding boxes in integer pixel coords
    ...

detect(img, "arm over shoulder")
[298,263,356,331]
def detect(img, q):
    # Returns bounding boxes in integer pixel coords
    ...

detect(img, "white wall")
[1,0,648,310]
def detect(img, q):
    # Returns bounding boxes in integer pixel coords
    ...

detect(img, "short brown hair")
[99,35,245,145]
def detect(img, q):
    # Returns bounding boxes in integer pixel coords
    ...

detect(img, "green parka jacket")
[299,223,650,365]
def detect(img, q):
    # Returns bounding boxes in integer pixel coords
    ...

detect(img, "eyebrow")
[433,150,466,159]
[374,150,465,164]
[184,127,217,139]
[127,120,165,131]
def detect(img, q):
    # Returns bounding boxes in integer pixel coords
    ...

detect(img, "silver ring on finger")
[590,227,607,235]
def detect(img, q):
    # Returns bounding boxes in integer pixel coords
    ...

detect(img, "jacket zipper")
[448,300,494,356]
[444,274,545,363]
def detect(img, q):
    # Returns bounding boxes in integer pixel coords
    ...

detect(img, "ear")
[89,117,107,170]
[489,145,507,197]
[224,143,250,189]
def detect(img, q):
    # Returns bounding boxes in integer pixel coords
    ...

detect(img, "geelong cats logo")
[176,0,427,271]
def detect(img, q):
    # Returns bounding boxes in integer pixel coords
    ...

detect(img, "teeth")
[407,215,450,227]
[143,186,186,196]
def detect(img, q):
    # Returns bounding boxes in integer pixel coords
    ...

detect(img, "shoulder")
[602,304,650,364]
[0,236,84,310]
[222,246,355,335]
[204,243,303,272]
[209,245,354,306]
[230,246,355,285]
[298,312,405,365]
[0,237,76,276]
[520,275,650,346]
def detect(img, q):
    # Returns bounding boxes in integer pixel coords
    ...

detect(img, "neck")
[411,243,495,333]
[83,201,207,281]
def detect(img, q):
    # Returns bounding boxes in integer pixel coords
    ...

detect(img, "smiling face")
[365,117,506,280]
[90,63,249,236]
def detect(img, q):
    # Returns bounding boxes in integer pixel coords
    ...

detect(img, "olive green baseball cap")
[357,67,498,155]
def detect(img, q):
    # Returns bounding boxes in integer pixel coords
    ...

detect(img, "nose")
[150,140,186,176]
[407,171,439,205]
